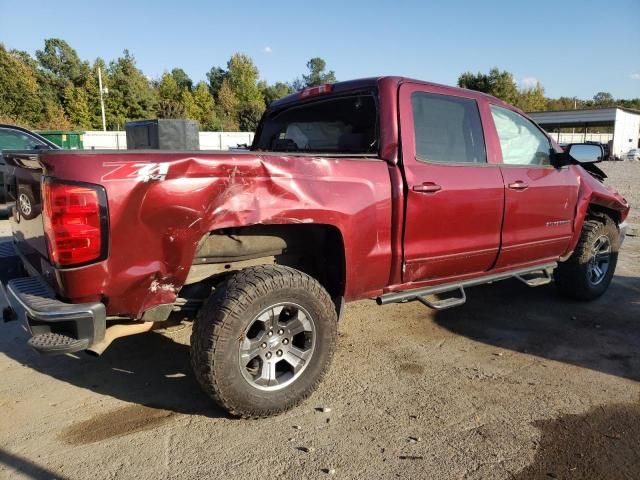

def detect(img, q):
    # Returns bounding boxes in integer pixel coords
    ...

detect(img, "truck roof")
[269,76,513,111]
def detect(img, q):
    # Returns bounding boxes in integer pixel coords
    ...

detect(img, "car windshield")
[253,93,378,154]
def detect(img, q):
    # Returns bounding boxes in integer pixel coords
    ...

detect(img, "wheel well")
[184,224,346,307]
[587,204,620,225]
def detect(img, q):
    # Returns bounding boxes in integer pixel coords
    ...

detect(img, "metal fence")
[546,132,614,144]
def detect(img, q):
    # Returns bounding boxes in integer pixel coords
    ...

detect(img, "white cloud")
[263,46,272,54]
[520,77,539,89]
[629,73,640,80]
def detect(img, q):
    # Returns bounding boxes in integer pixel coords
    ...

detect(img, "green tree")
[216,78,240,130]
[546,96,582,111]
[593,92,615,107]
[224,53,265,130]
[40,100,72,130]
[617,98,640,110]
[206,66,226,97]
[171,68,193,92]
[238,103,265,132]
[35,38,90,112]
[36,38,89,86]
[261,81,292,105]
[157,72,180,101]
[105,50,157,128]
[490,69,519,104]
[156,71,183,118]
[63,83,91,128]
[225,54,263,105]
[515,82,546,112]
[458,67,518,104]
[0,44,42,125]
[300,57,336,88]
[457,71,491,93]
[0,44,70,129]
[9,49,39,70]
[183,81,218,130]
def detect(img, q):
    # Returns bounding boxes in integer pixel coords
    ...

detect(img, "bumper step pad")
[3,269,106,355]
[28,332,90,355]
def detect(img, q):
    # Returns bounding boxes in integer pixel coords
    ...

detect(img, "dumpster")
[36,131,84,149]
[125,119,199,150]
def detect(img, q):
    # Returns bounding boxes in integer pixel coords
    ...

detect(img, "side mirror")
[567,143,603,164]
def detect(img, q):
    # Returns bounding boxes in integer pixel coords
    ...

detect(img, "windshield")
[253,93,378,154]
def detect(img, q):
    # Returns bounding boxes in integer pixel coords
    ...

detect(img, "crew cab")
[0,77,630,418]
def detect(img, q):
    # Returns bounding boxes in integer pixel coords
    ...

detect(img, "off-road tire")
[555,217,619,301]
[190,265,337,418]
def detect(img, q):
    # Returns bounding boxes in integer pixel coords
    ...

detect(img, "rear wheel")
[190,265,337,418]
[555,217,619,301]
[18,186,37,220]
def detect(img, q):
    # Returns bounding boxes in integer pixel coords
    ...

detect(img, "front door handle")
[508,180,529,190]
[413,182,442,193]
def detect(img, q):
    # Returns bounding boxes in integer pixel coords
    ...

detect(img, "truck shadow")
[432,272,640,382]
[0,319,228,418]
[0,229,227,418]
[0,448,69,480]
[511,402,640,479]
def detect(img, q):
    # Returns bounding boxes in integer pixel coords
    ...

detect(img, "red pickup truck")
[0,77,630,417]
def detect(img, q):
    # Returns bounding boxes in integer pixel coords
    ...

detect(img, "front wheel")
[190,265,337,418]
[555,217,620,301]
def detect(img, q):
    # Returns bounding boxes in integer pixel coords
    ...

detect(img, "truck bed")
[4,149,394,317]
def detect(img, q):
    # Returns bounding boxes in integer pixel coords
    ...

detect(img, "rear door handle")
[508,181,529,190]
[413,182,442,193]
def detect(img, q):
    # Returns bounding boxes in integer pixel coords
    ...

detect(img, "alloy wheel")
[238,303,316,391]
[587,235,611,286]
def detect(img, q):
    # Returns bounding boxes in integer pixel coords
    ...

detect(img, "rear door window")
[254,93,378,154]
[411,92,486,164]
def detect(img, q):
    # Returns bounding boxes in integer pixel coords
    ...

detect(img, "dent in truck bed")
[4,150,393,318]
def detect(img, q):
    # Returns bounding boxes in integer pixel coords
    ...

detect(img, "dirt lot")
[1,162,639,480]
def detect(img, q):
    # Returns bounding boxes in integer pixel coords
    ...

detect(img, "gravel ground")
[0,162,638,480]
[601,161,640,227]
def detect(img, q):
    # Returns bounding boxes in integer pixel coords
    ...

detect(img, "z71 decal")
[102,162,169,182]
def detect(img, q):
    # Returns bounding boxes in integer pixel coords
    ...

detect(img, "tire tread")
[555,216,619,301]
[190,265,337,418]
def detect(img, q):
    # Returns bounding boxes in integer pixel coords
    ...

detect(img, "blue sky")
[1,0,639,99]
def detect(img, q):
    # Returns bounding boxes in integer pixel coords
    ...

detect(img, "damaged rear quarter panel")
[45,152,392,318]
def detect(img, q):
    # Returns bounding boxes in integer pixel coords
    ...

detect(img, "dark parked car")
[0,124,59,217]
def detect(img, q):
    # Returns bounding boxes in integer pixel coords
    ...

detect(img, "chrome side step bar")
[415,287,467,310]
[515,268,553,287]
[376,263,557,309]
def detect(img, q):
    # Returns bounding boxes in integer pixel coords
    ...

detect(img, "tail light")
[42,179,108,267]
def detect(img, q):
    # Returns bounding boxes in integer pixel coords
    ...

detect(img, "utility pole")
[572,97,577,137]
[98,67,107,132]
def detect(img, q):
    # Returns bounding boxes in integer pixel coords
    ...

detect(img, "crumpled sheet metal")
[565,165,630,255]
[48,152,393,318]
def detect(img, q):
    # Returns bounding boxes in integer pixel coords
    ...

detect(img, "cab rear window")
[254,94,378,154]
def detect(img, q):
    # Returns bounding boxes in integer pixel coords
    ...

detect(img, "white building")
[528,107,640,159]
